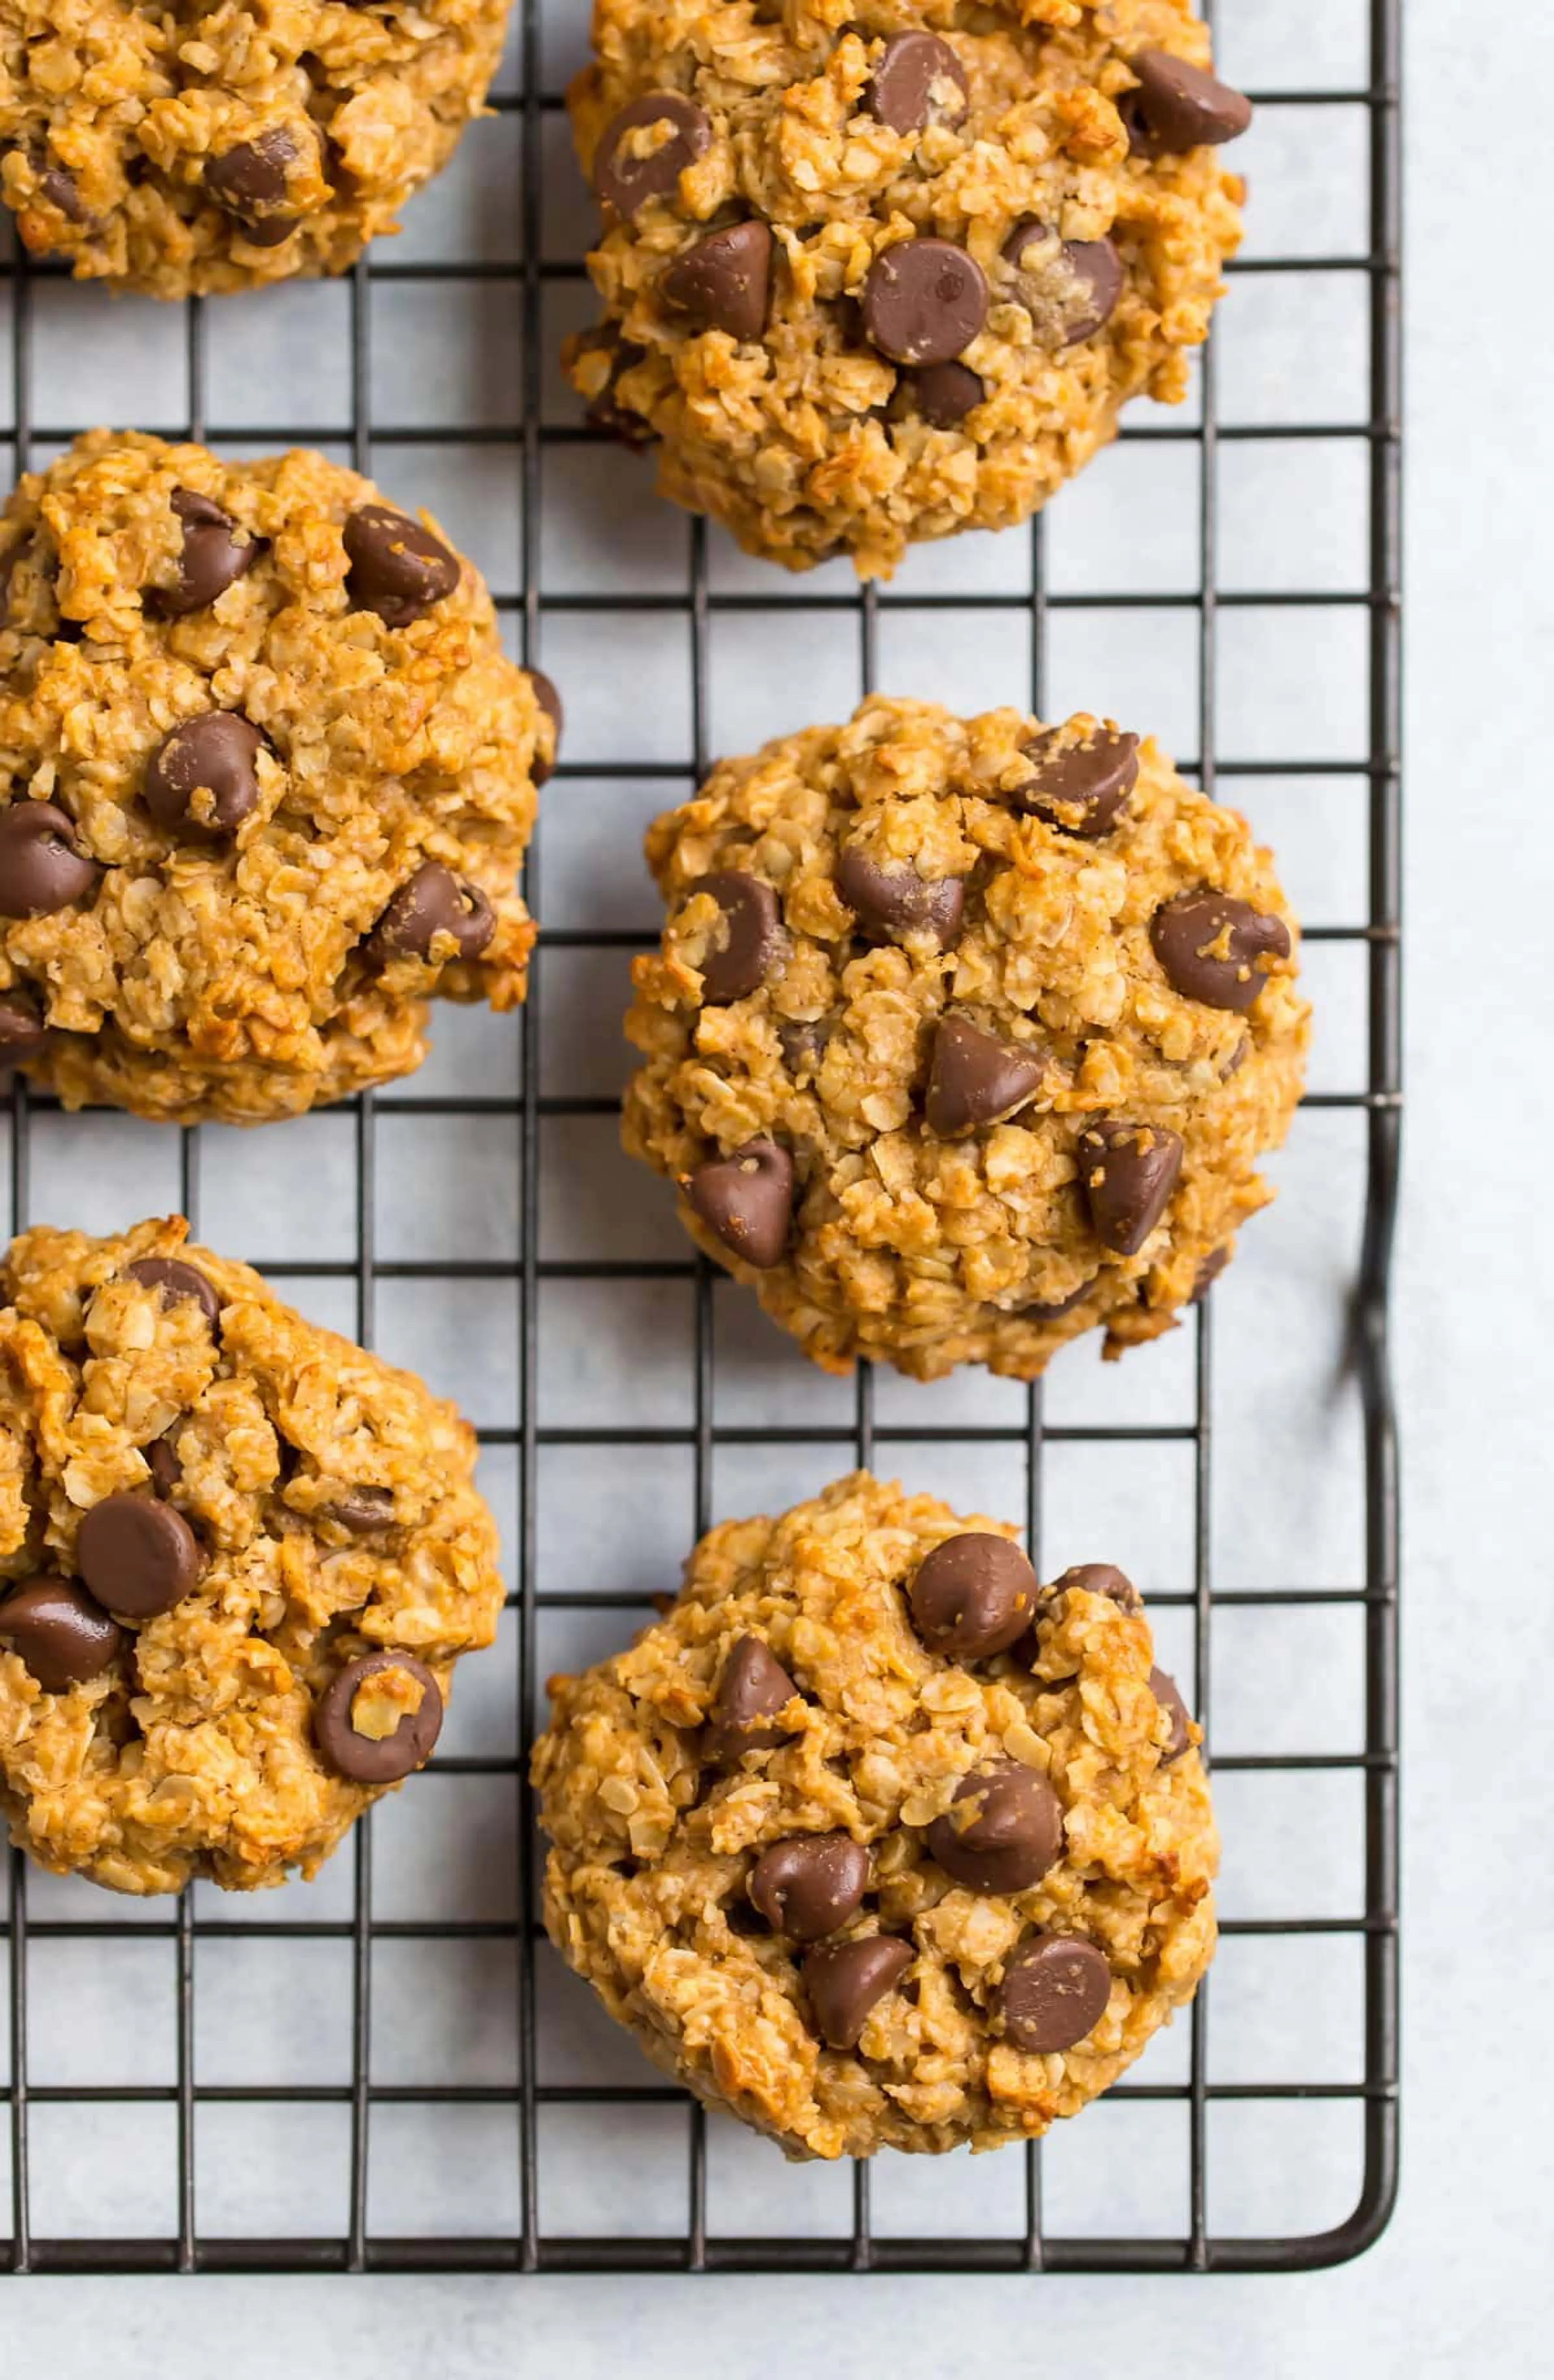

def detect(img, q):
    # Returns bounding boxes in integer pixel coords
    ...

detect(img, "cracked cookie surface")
[0,1218,505,1894]
[622,695,1308,1382]
[532,1470,1216,2159]
[565,0,1248,576]
[0,430,556,1124]
[0,0,511,297]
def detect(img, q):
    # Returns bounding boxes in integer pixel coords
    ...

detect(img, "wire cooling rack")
[0,0,1399,2276]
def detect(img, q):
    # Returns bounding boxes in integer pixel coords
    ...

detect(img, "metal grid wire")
[0,0,1400,2275]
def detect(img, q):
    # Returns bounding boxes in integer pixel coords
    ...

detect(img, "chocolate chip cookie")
[0,1218,505,1894]
[0,431,558,1124]
[0,0,511,296]
[565,1,1250,576]
[622,696,1308,1381]
[532,1471,1216,2159]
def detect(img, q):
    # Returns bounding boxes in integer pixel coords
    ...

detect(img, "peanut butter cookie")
[0,431,558,1124]
[0,1217,505,1894]
[0,0,512,297]
[622,696,1308,1382]
[533,1470,1216,2159]
[565,0,1250,576]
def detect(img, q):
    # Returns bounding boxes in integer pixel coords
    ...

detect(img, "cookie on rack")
[0,429,560,1124]
[622,695,1308,1381]
[533,1470,1214,2160]
[0,1217,505,1894]
[0,0,512,297]
[564,0,1250,577]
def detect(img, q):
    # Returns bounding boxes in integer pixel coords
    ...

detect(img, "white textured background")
[2,0,1550,2367]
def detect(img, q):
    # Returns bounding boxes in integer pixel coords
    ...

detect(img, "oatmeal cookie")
[533,1470,1215,2159]
[622,695,1308,1382]
[565,0,1250,577]
[0,430,559,1124]
[0,1216,505,1894]
[0,0,511,297]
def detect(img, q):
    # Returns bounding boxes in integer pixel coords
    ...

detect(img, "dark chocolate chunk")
[691,870,784,1003]
[684,1139,795,1270]
[704,1635,798,1765]
[836,846,965,949]
[1150,892,1291,1013]
[1011,725,1139,837]
[925,1016,1046,1137]
[1077,1119,1183,1256]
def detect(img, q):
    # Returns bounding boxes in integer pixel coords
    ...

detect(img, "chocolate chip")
[802,1935,913,2050]
[996,1933,1112,2053]
[529,668,563,787]
[594,91,711,217]
[860,238,987,366]
[909,1533,1039,1661]
[325,1488,395,1533]
[1018,1280,1095,1321]
[1055,1562,1141,1613]
[893,361,984,428]
[1125,49,1253,156]
[1150,1665,1193,1763]
[777,1018,828,1078]
[576,328,656,448]
[748,1834,870,1941]
[926,1761,1063,1894]
[144,713,263,837]
[0,1577,123,1693]
[0,997,49,1060]
[704,1635,798,1765]
[1012,725,1139,837]
[206,127,300,240]
[836,846,964,949]
[1193,1245,1231,1302]
[691,870,783,1003]
[864,34,969,136]
[925,1017,1046,1137]
[344,503,460,627]
[684,1138,794,1270]
[1078,1119,1183,1256]
[125,1257,222,1327]
[314,1650,444,1784]
[1002,220,1124,348]
[660,221,772,341]
[146,1430,183,1497]
[369,863,494,963]
[1150,892,1292,1013]
[76,1492,203,1619]
[38,162,86,223]
[146,488,260,618]
[0,802,97,918]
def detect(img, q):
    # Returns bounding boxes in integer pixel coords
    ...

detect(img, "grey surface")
[2,0,1550,2367]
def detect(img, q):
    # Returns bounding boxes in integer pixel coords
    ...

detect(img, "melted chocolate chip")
[1055,1562,1141,1613]
[684,1138,795,1269]
[314,1650,444,1783]
[836,846,964,949]
[803,1935,913,2050]
[1150,892,1292,1012]
[892,360,985,428]
[925,1761,1063,1894]
[76,1492,203,1620]
[1077,1120,1183,1256]
[344,503,460,627]
[1012,726,1139,837]
[996,1933,1111,2053]
[1002,220,1124,348]
[0,1576,123,1692]
[146,489,260,617]
[594,91,711,217]
[0,802,97,918]
[1150,1666,1193,1764]
[864,34,969,136]
[748,1835,870,1941]
[925,1016,1047,1137]
[206,127,302,241]
[909,1533,1039,1661]
[691,870,784,1003]
[860,238,987,366]
[704,1635,798,1765]
[144,712,264,837]
[660,221,773,341]
[369,863,494,963]
[1124,49,1253,157]
[125,1258,222,1328]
